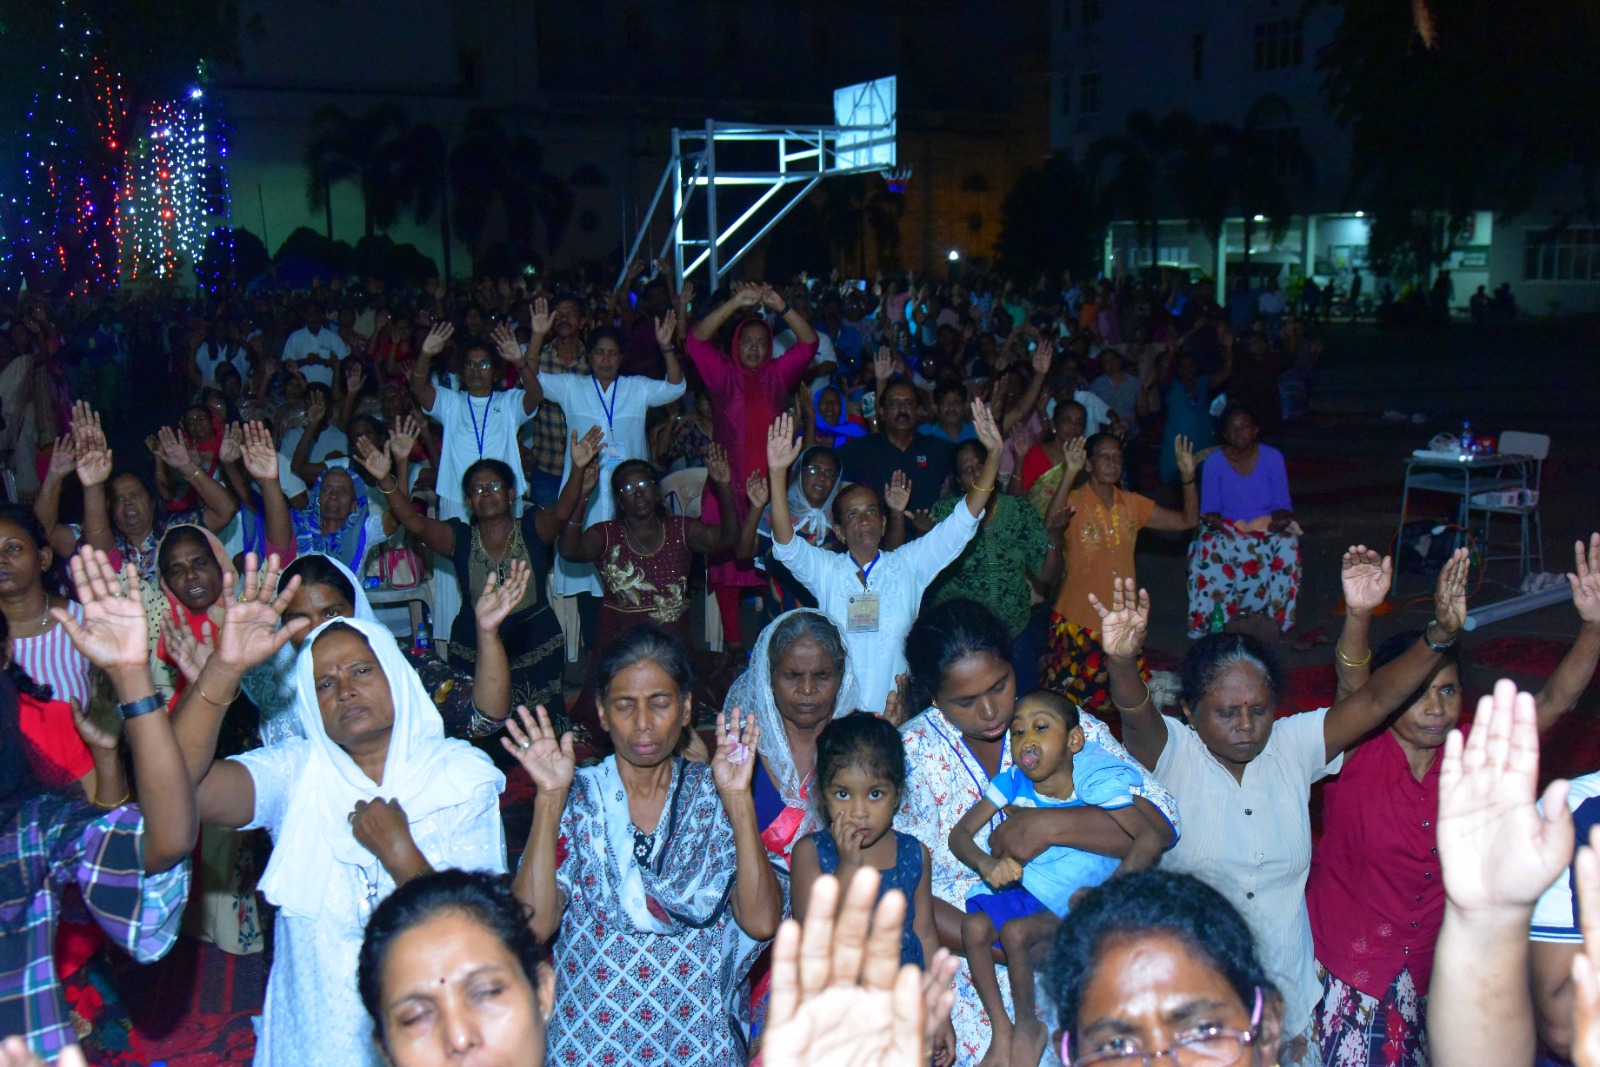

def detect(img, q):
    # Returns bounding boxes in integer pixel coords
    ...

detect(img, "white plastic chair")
[1468,430,1549,577]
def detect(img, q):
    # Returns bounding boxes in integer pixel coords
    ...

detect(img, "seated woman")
[766,403,1003,714]
[722,608,862,869]
[229,552,527,749]
[1187,403,1301,638]
[1047,869,1288,1067]
[358,413,591,725]
[1016,398,1087,517]
[0,504,94,722]
[922,439,1056,641]
[559,448,738,649]
[2,548,196,1060]
[290,465,389,576]
[735,445,843,615]
[508,625,783,1066]
[169,576,507,1067]
[810,384,866,449]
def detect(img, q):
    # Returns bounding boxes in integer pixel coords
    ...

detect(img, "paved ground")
[1134,318,1600,714]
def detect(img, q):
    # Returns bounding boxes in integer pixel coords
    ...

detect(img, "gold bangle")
[972,483,996,494]
[93,790,132,810]
[1334,643,1372,668]
[1111,683,1152,715]
[379,479,400,494]
[196,680,241,706]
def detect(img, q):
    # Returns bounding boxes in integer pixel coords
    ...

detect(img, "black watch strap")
[118,694,166,720]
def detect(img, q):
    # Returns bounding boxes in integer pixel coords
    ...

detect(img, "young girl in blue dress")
[789,711,955,1066]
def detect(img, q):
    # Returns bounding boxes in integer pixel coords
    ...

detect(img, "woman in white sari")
[167,562,505,1067]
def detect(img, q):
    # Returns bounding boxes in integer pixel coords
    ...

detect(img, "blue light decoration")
[124,69,231,283]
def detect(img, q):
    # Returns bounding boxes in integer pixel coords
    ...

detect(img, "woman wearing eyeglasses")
[559,446,738,649]
[357,421,598,730]
[1047,868,1286,1067]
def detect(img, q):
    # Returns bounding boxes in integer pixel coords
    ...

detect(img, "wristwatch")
[117,694,166,720]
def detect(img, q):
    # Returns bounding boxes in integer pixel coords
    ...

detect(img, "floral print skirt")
[1186,527,1301,639]
[1312,962,1429,1067]
[1041,614,1148,713]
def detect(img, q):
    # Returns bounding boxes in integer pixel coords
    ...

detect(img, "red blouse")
[1306,729,1444,997]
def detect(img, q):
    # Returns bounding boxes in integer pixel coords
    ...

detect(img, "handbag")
[378,544,425,588]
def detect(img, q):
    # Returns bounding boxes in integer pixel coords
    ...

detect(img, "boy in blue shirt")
[951,688,1166,1067]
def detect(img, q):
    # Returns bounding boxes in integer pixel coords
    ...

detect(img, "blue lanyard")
[939,723,1004,834]
[466,395,489,457]
[592,376,618,433]
[858,552,880,588]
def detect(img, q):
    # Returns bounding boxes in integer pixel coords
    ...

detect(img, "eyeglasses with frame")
[467,480,506,496]
[1065,987,1263,1067]
[802,463,841,482]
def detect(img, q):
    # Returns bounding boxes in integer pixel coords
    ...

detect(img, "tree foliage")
[1318,0,1600,277]
[995,152,1102,281]
[447,109,574,273]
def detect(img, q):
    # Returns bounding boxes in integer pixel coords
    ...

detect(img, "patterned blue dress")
[810,827,925,967]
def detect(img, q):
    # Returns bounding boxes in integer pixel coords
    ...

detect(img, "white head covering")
[723,608,861,808]
[786,447,843,543]
[250,554,378,747]
[255,616,504,921]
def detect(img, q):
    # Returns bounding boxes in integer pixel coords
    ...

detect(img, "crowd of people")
[1,261,1598,1067]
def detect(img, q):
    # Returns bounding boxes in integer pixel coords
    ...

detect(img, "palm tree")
[1082,109,1200,274]
[447,109,573,272]
[303,104,412,238]
[1212,95,1316,272]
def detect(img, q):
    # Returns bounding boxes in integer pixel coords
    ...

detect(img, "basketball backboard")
[832,77,897,170]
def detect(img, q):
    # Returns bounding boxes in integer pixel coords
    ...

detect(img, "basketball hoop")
[882,166,913,194]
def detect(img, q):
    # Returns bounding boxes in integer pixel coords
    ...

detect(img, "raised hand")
[654,310,678,349]
[54,551,150,672]
[746,471,770,510]
[345,361,367,396]
[1088,577,1150,661]
[163,604,215,684]
[883,470,912,516]
[764,868,955,1067]
[908,509,934,534]
[760,284,787,312]
[475,561,531,634]
[305,389,328,429]
[0,1036,89,1067]
[767,412,803,473]
[971,398,1002,451]
[491,323,522,366]
[1433,546,1471,635]
[1046,503,1075,539]
[711,708,760,794]
[151,425,193,469]
[873,346,894,383]
[731,282,764,308]
[1570,534,1600,625]
[679,279,697,308]
[1031,337,1055,377]
[355,434,393,483]
[241,421,279,481]
[218,422,244,465]
[705,442,732,485]
[528,297,553,335]
[214,554,309,672]
[71,697,121,755]
[1062,435,1087,475]
[46,433,76,479]
[388,412,422,460]
[883,673,911,727]
[570,425,604,470]
[420,321,454,357]
[1437,679,1573,915]
[1341,545,1392,616]
[500,704,576,792]
[1173,434,1197,482]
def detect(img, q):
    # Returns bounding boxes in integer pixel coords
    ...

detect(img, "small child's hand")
[830,808,868,868]
[933,1017,958,1067]
[985,856,1023,888]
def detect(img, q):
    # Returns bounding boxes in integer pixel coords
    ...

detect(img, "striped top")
[13,601,92,708]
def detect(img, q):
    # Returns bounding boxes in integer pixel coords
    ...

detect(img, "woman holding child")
[1091,547,1472,1064]
[894,599,1180,1067]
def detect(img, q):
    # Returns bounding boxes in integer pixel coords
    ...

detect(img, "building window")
[1059,75,1071,115]
[1192,32,1205,79]
[1082,0,1101,27]
[1525,228,1600,282]
[1254,17,1304,71]
[1080,71,1102,114]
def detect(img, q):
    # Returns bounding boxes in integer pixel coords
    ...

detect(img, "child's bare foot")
[977,1024,1013,1067]
[1012,1016,1048,1067]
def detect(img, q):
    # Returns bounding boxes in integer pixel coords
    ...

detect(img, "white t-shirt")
[1530,771,1600,944]
[425,387,537,521]
[1154,707,1343,1041]
[1045,389,1114,434]
[195,341,249,386]
[772,504,979,713]
[775,329,837,390]
[276,425,351,499]
[282,326,350,387]
[539,372,686,596]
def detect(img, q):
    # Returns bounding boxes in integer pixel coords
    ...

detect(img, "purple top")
[1200,444,1292,522]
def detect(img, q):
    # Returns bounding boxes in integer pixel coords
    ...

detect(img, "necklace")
[471,519,523,584]
[623,519,665,557]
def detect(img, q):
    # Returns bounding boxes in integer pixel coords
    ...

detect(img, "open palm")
[1088,577,1150,660]
[1570,534,1600,624]
[501,705,575,792]
[1341,545,1392,614]
[476,562,531,633]
[56,551,150,670]
[214,557,306,672]
[711,710,759,794]
[1433,547,1471,633]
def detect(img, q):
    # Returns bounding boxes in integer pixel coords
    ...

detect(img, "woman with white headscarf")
[735,445,843,615]
[167,569,506,1067]
[722,607,860,870]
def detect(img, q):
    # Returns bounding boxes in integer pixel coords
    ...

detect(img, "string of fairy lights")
[6,1,228,291]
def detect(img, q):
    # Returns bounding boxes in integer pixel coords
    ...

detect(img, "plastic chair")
[1468,430,1549,578]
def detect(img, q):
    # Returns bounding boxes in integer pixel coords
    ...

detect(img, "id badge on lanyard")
[847,554,881,633]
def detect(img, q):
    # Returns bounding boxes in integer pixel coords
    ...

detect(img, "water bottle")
[1207,602,1226,635]
[1459,421,1475,456]
[414,606,432,652]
